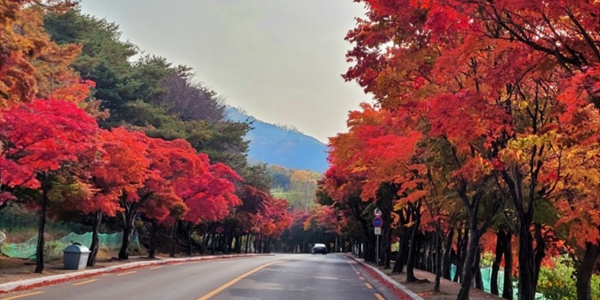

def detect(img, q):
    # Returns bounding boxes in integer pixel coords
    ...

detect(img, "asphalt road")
[3,253,395,300]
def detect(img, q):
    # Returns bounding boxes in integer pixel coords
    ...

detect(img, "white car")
[311,243,327,255]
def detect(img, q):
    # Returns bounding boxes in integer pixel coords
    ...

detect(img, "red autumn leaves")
[327,0,600,299]
[0,100,242,225]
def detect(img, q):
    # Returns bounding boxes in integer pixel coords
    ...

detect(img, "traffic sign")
[374,227,381,235]
[373,217,383,227]
[374,208,382,216]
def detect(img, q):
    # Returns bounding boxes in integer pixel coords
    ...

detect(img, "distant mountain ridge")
[225,107,328,173]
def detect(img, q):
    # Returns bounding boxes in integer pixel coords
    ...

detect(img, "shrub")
[537,256,600,300]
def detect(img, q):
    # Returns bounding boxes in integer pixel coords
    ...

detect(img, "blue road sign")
[373,217,383,227]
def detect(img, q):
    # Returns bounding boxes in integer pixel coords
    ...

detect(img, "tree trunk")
[245,234,250,253]
[442,227,454,280]
[576,242,600,300]
[264,237,268,253]
[491,230,505,296]
[169,220,178,258]
[186,224,193,256]
[358,241,362,258]
[454,224,468,282]
[265,237,271,253]
[475,247,484,290]
[225,232,231,254]
[203,231,210,254]
[219,234,225,252]
[384,227,392,269]
[392,235,409,273]
[256,235,260,253]
[87,211,102,266]
[502,230,514,300]
[231,235,237,253]
[260,235,264,253]
[234,234,239,253]
[433,222,443,292]
[517,214,536,300]
[457,224,479,300]
[35,178,49,273]
[422,238,429,271]
[415,234,424,270]
[118,208,136,260]
[427,237,434,272]
[210,233,217,255]
[377,185,394,268]
[148,220,158,259]
[406,209,421,282]
[533,223,546,286]
[258,235,263,253]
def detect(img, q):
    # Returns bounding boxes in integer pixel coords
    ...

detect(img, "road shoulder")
[346,255,503,300]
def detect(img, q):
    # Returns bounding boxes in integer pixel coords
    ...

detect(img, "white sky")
[80,0,369,143]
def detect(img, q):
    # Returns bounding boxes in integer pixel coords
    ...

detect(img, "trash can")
[63,242,90,270]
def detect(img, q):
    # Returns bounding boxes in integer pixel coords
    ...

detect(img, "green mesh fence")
[0,232,140,260]
[450,265,545,300]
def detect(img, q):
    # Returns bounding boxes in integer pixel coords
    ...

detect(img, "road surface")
[4,253,396,300]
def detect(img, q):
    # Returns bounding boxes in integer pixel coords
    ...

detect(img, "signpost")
[373,208,383,265]
[373,217,383,228]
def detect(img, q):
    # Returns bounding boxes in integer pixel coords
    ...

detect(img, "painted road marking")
[173,263,183,266]
[375,292,385,300]
[359,276,365,280]
[73,279,98,286]
[116,271,137,276]
[3,291,44,300]
[197,261,281,300]
[149,266,163,269]
[365,282,373,289]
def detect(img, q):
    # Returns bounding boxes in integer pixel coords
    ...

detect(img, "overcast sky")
[80,0,369,143]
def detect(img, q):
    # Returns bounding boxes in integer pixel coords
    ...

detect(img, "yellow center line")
[149,266,163,269]
[364,282,373,289]
[3,291,44,300]
[374,292,385,300]
[172,263,183,266]
[116,271,137,276]
[197,261,281,300]
[73,279,98,286]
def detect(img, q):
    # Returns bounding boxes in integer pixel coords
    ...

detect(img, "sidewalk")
[349,256,502,300]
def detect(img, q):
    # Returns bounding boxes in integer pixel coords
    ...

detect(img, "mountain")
[225,107,329,173]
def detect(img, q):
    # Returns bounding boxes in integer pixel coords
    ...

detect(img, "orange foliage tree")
[0,1,78,108]
[115,137,202,260]
[79,127,152,265]
[332,1,600,299]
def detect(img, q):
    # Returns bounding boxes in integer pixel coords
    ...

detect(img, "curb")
[346,255,425,300]
[0,253,271,294]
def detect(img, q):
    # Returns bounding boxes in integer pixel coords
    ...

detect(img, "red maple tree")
[0,99,99,272]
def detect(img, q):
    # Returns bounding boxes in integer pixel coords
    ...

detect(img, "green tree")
[45,9,139,120]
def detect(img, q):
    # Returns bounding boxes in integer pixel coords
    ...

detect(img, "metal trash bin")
[63,242,90,270]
